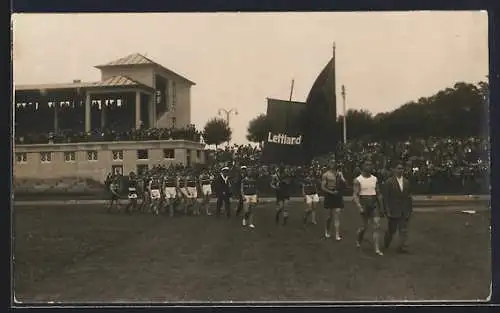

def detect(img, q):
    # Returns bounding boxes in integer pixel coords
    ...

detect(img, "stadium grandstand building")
[14,53,204,183]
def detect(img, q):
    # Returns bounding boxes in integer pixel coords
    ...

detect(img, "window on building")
[172,117,176,128]
[40,152,52,163]
[64,151,76,162]
[16,152,27,164]
[137,149,149,160]
[87,150,98,161]
[196,150,201,159]
[112,150,124,161]
[137,164,149,176]
[112,165,124,176]
[163,149,175,159]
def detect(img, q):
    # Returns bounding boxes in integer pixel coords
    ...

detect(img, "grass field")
[13,202,491,303]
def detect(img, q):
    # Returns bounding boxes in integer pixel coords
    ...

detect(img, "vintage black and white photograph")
[12,12,491,303]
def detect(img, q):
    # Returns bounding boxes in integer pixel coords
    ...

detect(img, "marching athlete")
[162,170,178,217]
[199,169,214,216]
[272,166,292,225]
[177,171,188,215]
[139,173,151,213]
[149,175,162,215]
[124,171,139,213]
[234,166,247,217]
[322,161,346,241]
[185,171,199,215]
[241,167,258,229]
[302,170,319,225]
[353,159,384,256]
[106,174,122,213]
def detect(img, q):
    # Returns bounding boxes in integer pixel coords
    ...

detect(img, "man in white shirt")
[352,159,384,256]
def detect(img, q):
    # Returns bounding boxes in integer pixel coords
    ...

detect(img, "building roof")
[15,76,152,92]
[92,75,146,88]
[95,53,195,86]
[15,81,96,92]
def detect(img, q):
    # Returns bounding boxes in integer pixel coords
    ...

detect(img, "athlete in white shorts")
[149,176,162,216]
[302,171,319,225]
[184,173,199,215]
[199,170,213,215]
[162,172,178,217]
[241,168,258,229]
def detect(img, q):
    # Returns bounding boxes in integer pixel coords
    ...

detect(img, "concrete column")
[135,91,141,129]
[101,100,107,129]
[149,93,155,128]
[54,102,59,132]
[85,92,91,132]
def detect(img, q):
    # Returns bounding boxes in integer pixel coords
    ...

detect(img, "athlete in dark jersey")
[241,168,258,229]
[302,171,319,225]
[149,176,162,215]
[124,171,139,213]
[139,174,151,213]
[177,172,188,215]
[234,166,247,216]
[106,174,122,213]
[162,172,178,217]
[199,170,213,216]
[272,167,292,225]
[185,173,199,215]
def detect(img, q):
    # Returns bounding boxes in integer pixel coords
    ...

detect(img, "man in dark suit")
[214,166,232,218]
[383,161,413,253]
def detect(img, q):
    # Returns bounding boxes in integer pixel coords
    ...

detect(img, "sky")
[12,12,488,144]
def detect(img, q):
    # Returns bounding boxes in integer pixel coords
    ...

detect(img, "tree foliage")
[203,118,232,147]
[246,114,269,143]
[335,81,488,140]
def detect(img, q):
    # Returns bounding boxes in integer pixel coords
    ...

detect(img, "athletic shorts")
[150,189,161,200]
[128,188,137,199]
[324,193,344,209]
[305,194,320,204]
[244,194,258,204]
[182,187,198,199]
[276,189,290,203]
[111,193,120,201]
[201,184,212,196]
[359,196,379,218]
[164,187,177,199]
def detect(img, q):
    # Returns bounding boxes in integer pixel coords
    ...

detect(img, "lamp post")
[218,108,238,145]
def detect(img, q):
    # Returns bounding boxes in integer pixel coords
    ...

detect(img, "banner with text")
[260,98,307,165]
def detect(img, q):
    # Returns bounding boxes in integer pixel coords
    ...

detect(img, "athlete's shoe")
[249,224,255,229]
[242,219,247,227]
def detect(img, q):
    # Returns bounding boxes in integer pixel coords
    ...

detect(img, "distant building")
[14,140,205,182]
[14,53,204,183]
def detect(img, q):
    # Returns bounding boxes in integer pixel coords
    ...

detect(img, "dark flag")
[260,98,307,165]
[302,51,338,162]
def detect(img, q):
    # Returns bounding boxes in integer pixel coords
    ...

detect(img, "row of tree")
[247,81,489,144]
[201,81,488,147]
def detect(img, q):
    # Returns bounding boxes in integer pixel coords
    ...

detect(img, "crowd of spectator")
[15,125,202,145]
[205,137,489,195]
[15,124,489,195]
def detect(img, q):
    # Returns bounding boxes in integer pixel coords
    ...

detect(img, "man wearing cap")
[214,166,232,218]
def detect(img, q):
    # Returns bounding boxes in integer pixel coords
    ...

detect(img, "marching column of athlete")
[103,160,405,255]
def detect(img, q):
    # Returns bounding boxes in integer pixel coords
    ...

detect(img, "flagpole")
[341,85,347,144]
[289,79,295,102]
